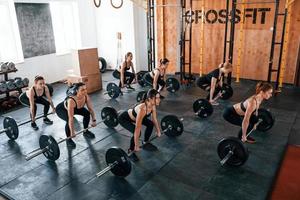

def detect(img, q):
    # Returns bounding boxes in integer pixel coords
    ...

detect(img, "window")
[0,0,23,63]
[50,1,81,55]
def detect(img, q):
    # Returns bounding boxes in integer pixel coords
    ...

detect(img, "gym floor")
[1,72,300,200]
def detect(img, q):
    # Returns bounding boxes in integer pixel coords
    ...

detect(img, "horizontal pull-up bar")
[235,1,276,5]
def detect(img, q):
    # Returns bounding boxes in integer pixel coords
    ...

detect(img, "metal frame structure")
[147,0,155,71]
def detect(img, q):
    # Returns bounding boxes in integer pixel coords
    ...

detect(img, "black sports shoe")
[126,85,135,90]
[246,136,256,144]
[128,149,139,162]
[83,130,95,139]
[66,138,76,148]
[43,117,53,125]
[31,122,39,131]
[142,141,158,151]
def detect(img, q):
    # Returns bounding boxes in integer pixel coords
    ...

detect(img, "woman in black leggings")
[118,89,163,161]
[112,52,137,90]
[143,58,169,93]
[196,61,232,105]
[19,76,55,130]
[56,82,96,148]
[223,82,273,143]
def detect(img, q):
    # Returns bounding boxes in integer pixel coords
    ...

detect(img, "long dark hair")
[159,58,169,65]
[255,82,273,95]
[141,89,158,103]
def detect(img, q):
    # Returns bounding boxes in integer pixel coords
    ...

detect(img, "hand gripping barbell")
[0,112,54,140]
[25,107,119,161]
[217,108,275,167]
[94,115,184,178]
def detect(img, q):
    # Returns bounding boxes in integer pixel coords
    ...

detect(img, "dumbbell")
[0,62,8,72]
[217,108,275,167]
[6,80,15,90]
[0,82,8,93]
[14,77,24,88]
[5,62,16,71]
[23,78,29,86]
[95,115,184,178]
[25,107,119,161]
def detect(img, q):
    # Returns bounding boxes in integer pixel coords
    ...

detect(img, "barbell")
[95,114,184,178]
[217,108,275,167]
[25,107,119,161]
[0,112,54,140]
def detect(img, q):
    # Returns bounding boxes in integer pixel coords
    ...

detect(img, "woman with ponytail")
[196,61,233,105]
[118,89,163,161]
[112,52,137,90]
[223,82,273,143]
[143,58,169,94]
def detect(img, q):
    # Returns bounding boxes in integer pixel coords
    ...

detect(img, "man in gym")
[143,58,169,94]
[19,75,55,130]
[223,82,273,143]
[56,82,97,148]
[118,89,163,161]
[196,61,233,105]
[112,52,137,90]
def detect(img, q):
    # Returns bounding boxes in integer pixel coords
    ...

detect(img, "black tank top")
[64,96,87,109]
[240,97,258,113]
[152,68,164,79]
[120,61,131,71]
[33,86,46,99]
[132,103,152,118]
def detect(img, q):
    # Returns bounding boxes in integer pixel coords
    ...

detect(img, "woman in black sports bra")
[112,52,137,89]
[19,75,55,131]
[56,82,97,148]
[143,58,169,93]
[223,82,273,143]
[118,89,163,161]
[196,61,232,105]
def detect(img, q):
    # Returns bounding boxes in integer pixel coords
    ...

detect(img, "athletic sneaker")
[83,130,95,139]
[43,117,53,125]
[246,136,256,144]
[31,122,39,131]
[66,138,76,148]
[126,85,135,90]
[128,149,139,162]
[142,141,158,151]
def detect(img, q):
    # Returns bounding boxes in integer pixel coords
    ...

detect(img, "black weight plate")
[166,77,180,93]
[39,135,60,161]
[46,83,54,96]
[161,115,183,137]
[3,117,19,140]
[220,83,233,100]
[193,98,213,118]
[101,106,119,128]
[106,82,120,99]
[257,108,274,132]
[217,137,249,167]
[106,147,132,177]
[137,72,146,87]
[136,91,147,102]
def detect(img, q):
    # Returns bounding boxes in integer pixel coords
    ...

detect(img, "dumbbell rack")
[0,69,26,111]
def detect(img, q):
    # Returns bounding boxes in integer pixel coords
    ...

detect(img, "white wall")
[6,0,147,85]
[94,0,148,72]
[9,0,98,85]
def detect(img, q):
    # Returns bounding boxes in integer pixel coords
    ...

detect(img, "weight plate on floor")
[220,83,233,100]
[106,82,121,99]
[161,115,183,137]
[137,71,146,87]
[101,106,119,128]
[257,108,274,132]
[3,117,19,140]
[193,98,213,118]
[217,137,249,167]
[106,147,132,177]
[166,77,180,93]
[136,90,146,102]
[39,135,60,161]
